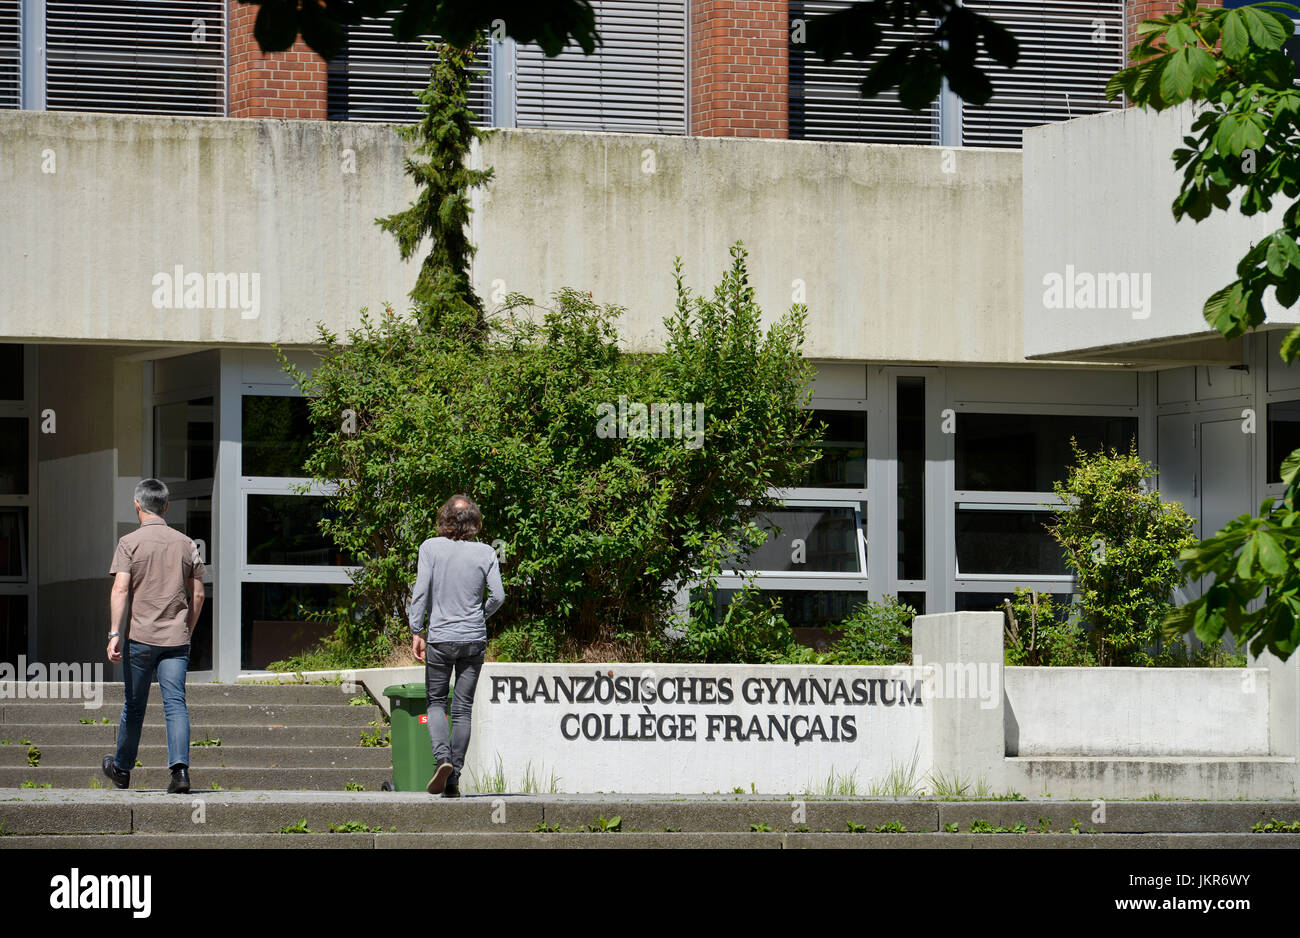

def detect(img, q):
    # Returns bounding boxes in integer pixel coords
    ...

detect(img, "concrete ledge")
[947,800,1300,833]
[0,803,132,835]
[0,833,375,848]
[1007,757,1300,800]
[0,767,391,790]
[377,832,785,848]
[131,800,545,834]
[1,702,378,725]
[0,724,385,747]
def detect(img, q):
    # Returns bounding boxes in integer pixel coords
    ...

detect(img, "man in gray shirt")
[409,494,504,796]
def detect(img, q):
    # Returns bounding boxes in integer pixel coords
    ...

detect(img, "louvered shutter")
[961,0,1125,148]
[0,1,17,109]
[789,0,941,145]
[327,17,491,124]
[515,0,686,134]
[44,1,225,115]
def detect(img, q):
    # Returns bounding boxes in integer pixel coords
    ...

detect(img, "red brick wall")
[226,1,328,119]
[1127,0,1223,51]
[690,0,788,138]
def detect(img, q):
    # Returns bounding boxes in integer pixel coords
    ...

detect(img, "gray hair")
[134,478,169,516]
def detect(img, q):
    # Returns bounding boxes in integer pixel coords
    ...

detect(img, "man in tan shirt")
[102,478,206,793]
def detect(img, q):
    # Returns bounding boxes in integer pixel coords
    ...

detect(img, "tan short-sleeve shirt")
[109,516,206,646]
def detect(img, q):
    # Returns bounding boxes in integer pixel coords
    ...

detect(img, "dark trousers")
[424,640,486,777]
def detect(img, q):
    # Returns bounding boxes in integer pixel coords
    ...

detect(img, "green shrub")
[489,622,564,663]
[1049,442,1198,666]
[1001,588,1094,667]
[674,582,800,664]
[819,596,916,665]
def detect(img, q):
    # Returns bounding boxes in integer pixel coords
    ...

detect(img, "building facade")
[6,0,1281,683]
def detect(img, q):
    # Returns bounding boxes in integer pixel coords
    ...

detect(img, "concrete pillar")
[1256,647,1299,761]
[913,611,1007,789]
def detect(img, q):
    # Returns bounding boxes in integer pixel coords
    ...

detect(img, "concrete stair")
[1,792,1299,848]
[0,682,393,791]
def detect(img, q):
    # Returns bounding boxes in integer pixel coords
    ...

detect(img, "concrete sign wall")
[461,663,931,794]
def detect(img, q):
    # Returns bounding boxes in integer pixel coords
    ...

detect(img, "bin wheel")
[380,779,393,792]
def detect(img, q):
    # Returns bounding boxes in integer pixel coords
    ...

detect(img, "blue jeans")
[114,640,191,771]
[424,641,486,777]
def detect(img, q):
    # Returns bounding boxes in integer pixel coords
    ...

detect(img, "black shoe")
[101,755,130,790]
[167,765,190,794]
[427,761,454,795]
[442,771,461,799]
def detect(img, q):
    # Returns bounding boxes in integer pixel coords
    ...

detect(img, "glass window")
[1267,400,1300,483]
[803,410,866,488]
[955,509,1068,576]
[242,396,313,477]
[0,508,27,578]
[954,591,1074,613]
[0,345,23,401]
[955,413,1138,492]
[898,377,926,580]
[898,591,926,617]
[154,398,214,483]
[726,506,862,574]
[0,417,28,495]
[241,582,348,670]
[188,600,213,673]
[0,594,29,665]
[168,497,211,565]
[717,587,870,630]
[247,495,354,566]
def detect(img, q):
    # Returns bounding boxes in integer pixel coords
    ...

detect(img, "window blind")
[326,16,492,124]
[0,1,17,109]
[44,1,226,115]
[515,0,686,134]
[789,0,942,145]
[960,0,1125,148]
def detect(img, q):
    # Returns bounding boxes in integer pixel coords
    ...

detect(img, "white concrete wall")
[1022,103,1298,362]
[461,663,930,794]
[0,111,1029,364]
[1005,667,1270,757]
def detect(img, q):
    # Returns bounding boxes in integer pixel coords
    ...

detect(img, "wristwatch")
[108,632,119,638]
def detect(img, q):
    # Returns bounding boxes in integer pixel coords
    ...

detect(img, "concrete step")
[0,701,383,726]
[0,723,385,746]
[0,744,393,769]
[1,831,1295,849]
[0,766,390,790]
[0,682,376,705]
[2,792,1298,836]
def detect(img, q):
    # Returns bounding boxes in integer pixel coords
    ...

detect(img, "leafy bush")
[818,595,916,665]
[1001,588,1094,667]
[286,246,819,662]
[1048,442,1197,666]
[674,584,800,664]
[488,622,564,663]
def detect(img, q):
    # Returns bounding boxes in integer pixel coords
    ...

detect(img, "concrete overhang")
[1022,103,1297,366]
[2,110,1039,365]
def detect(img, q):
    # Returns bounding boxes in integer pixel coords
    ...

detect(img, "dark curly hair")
[437,495,482,541]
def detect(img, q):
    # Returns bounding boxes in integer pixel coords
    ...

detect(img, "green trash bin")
[383,682,437,792]
[381,682,455,792]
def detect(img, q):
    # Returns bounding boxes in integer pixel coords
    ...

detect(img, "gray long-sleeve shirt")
[407,536,505,642]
